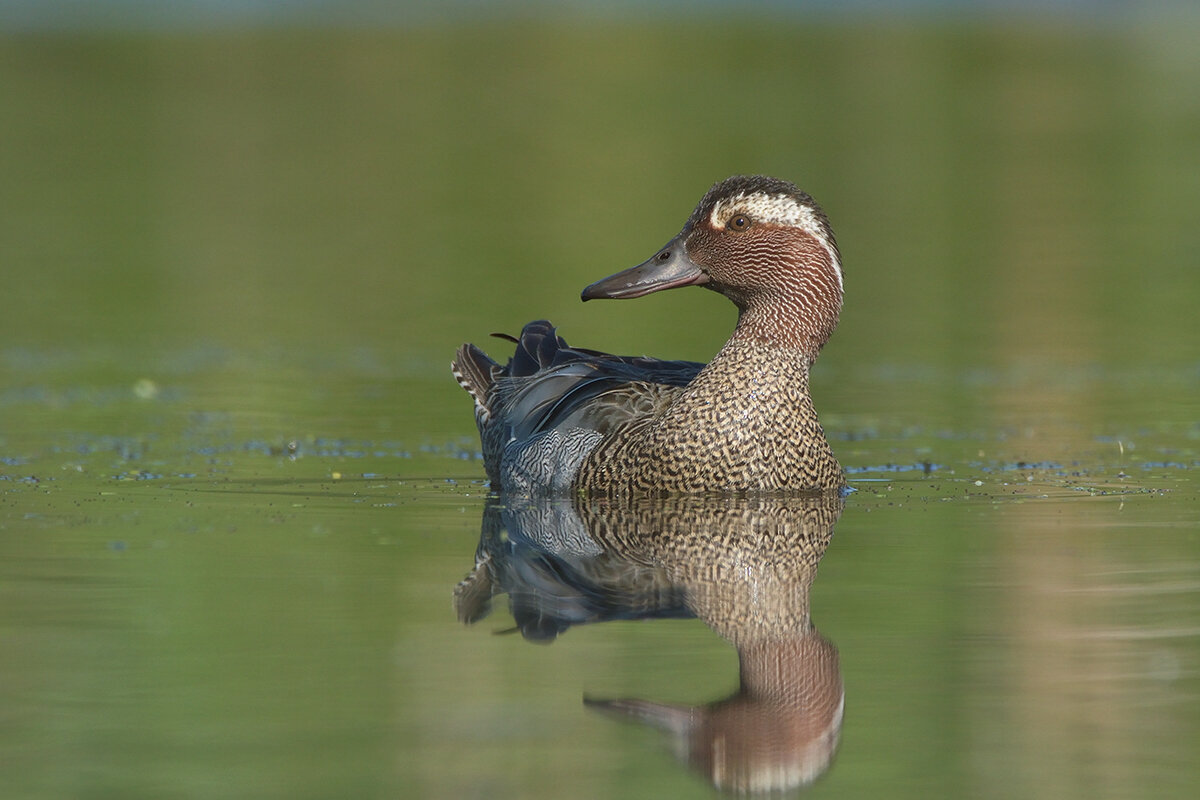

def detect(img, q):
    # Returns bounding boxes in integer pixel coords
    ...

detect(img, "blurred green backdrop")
[4,11,1198,372]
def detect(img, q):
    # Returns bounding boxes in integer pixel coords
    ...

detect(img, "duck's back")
[453,320,701,494]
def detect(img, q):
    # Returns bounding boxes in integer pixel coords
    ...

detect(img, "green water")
[3,18,1199,799]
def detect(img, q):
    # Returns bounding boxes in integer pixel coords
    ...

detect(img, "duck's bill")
[581,236,708,301]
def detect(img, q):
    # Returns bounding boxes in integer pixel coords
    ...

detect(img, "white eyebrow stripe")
[710,192,806,228]
[829,246,843,294]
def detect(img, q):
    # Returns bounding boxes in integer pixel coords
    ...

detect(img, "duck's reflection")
[455,492,844,794]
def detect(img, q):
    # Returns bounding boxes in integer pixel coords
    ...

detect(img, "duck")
[452,175,845,496]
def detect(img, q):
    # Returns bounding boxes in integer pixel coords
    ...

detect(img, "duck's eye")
[728,215,751,232]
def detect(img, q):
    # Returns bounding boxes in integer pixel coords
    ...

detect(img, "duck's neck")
[737,634,840,705]
[727,292,835,358]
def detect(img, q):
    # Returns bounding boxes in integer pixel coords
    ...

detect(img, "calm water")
[3,352,1196,799]
[3,15,1200,800]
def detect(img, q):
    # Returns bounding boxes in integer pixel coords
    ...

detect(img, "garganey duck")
[453,175,845,495]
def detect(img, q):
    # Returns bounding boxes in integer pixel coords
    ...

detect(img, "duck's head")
[582,175,843,355]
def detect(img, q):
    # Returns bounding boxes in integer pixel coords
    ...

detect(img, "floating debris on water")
[132,378,160,400]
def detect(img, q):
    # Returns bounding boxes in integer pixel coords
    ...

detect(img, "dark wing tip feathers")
[454,320,565,414]
[452,343,499,417]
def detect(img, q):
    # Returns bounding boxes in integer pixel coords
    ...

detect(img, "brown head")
[583,175,844,360]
